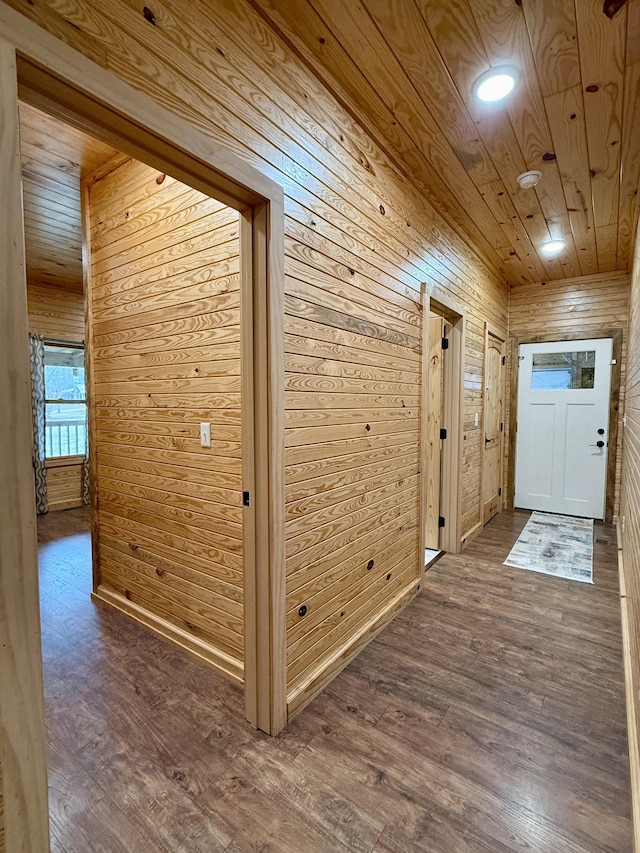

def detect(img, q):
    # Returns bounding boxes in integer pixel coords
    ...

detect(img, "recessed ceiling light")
[540,239,566,257]
[473,66,519,103]
[517,170,542,189]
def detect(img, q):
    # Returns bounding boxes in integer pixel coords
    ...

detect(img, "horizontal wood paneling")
[26,281,85,341]
[46,458,84,511]
[5,0,508,711]
[88,159,243,673]
[508,271,630,519]
[620,217,640,852]
[0,756,3,853]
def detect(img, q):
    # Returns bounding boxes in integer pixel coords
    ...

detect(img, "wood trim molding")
[428,294,465,553]
[80,180,101,595]
[507,328,623,523]
[419,283,429,564]
[0,38,50,853]
[486,322,508,345]
[241,202,287,735]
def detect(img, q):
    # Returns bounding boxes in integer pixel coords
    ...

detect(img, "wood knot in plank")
[603,0,628,19]
[143,6,156,25]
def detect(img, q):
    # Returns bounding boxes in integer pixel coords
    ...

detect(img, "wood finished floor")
[38,508,632,852]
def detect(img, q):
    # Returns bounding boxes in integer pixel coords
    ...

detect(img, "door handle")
[589,441,605,448]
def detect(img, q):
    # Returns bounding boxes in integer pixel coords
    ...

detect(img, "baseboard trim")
[286,579,419,720]
[460,520,483,549]
[617,526,640,853]
[93,584,244,686]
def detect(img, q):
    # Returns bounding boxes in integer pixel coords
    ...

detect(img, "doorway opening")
[509,330,623,524]
[421,291,465,559]
[21,92,251,671]
[2,35,285,848]
[514,337,613,520]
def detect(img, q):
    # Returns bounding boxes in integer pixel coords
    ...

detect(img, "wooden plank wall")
[620,217,640,849]
[508,271,630,518]
[26,280,84,340]
[0,756,3,853]
[284,269,423,708]
[87,159,244,679]
[46,457,85,511]
[3,0,508,708]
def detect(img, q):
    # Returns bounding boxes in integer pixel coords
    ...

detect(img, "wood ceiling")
[19,103,120,292]
[250,0,640,286]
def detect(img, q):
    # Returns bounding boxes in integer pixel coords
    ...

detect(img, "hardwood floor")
[38,508,632,852]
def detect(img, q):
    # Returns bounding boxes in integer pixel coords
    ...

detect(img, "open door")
[482,328,506,524]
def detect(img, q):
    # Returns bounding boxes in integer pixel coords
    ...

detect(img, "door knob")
[589,440,605,448]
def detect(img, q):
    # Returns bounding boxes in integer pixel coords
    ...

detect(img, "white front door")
[515,338,612,519]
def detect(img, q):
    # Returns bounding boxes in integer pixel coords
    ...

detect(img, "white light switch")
[200,422,211,447]
[474,412,479,427]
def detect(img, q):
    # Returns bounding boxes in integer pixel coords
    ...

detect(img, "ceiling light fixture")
[517,170,542,189]
[540,239,566,257]
[473,65,519,103]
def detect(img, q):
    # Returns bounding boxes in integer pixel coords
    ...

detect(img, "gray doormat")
[504,512,593,584]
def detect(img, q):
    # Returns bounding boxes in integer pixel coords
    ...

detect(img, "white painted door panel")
[515,338,612,519]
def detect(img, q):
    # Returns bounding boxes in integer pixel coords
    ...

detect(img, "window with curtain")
[44,343,87,458]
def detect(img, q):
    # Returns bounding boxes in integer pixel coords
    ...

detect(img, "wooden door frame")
[0,6,286,847]
[508,328,623,523]
[480,323,507,525]
[420,286,465,555]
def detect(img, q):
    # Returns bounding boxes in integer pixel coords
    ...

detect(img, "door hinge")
[500,422,504,432]
[242,491,250,507]
[498,487,502,496]
[438,516,446,528]
[502,355,506,365]
[441,337,449,350]
[440,428,447,440]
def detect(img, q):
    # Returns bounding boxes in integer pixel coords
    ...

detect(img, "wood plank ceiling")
[19,103,120,292]
[250,0,640,286]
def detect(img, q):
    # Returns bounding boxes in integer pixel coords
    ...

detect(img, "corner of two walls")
[11,0,508,719]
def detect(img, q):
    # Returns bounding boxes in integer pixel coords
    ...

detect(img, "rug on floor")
[503,511,594,584]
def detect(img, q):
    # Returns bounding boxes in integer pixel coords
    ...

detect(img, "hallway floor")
[38,508,632,852]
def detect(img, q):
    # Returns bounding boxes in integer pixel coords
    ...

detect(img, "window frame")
[43,340,87,462]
